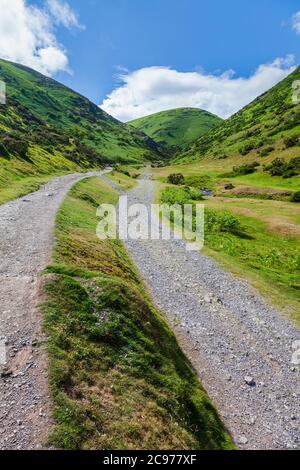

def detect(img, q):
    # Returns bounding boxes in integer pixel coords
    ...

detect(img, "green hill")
[129,107,222,149]
[177,67,300,163]
[0,59,167,202]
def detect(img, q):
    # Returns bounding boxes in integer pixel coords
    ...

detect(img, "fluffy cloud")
[0,0,83,76]
[292,11,300,34]
[101,56,296,122]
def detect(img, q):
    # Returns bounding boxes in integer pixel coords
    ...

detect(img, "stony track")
[0,172,103,450]
[104,173,300,450]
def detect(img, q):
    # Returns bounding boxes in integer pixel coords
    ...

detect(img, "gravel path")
[104,173,300,450]
[0,171,104,450]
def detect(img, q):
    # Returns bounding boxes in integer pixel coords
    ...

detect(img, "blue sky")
[53,0,300,102]
[1,0,300,120]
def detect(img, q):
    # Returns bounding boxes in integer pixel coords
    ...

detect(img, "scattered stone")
[204,295,213,304]
[245,376,256,387]
[1,368,13,378]
[239,436,248,445]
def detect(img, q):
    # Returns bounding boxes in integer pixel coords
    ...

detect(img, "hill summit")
[129,107,222,150]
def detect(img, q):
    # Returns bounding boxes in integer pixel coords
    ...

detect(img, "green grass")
[41,176,234,450]
[0,145,81,204]
[129,108,222,149]
[204,208,300,324]
[159,185,300,326]
[105,170,138,191]
[151,157,300,198]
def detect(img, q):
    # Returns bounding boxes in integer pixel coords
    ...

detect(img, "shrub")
[0,142,10,159]
[223,162,260,177]
[161,187,190,206]
[185,175,214,189]
[205,209,242,234]
[290,191,300,203]
[284,135,299,148]
[167,173,185,185]
[265,157,300,178]
[2,136,29,159]
[239,143,256,155]
[187,188,205,200]
[259,146,274,157]
[224,183,235,190]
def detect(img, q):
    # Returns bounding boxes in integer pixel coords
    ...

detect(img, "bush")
[185,174,214,189]
[265,157,300,178]
[161,187,190,206]
[290,191,300,203]
[284,135,299,148]
[205,209,242,234]
[187,188,205,201]
[259,146,274,157]
[239,143,256,155]
[2,136,29,159]
[0,142,10,159]
[223,162,260,177]
[224,183,235,190]
[167,173,185,185]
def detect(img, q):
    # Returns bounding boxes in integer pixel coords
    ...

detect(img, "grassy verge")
[159,185,300,326]
[105,170,138,191]
[41,176,234,450]
[0,146,81,205]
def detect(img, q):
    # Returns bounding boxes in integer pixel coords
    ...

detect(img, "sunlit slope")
[177,67,300,163]
[129,107,222,149]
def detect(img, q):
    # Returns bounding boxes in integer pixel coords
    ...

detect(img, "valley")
[0,58,299,451]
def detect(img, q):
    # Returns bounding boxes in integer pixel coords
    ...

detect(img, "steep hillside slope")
[129,108,222,149]
[0,59,166,179]
[177,67,300,163]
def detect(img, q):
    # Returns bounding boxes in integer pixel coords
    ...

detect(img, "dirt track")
[0,172,102,450]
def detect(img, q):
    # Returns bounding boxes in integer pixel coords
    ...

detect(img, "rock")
[245,376,256,386]
[204,295,213,304]
[239,436,248,445]
[1,368,12,378]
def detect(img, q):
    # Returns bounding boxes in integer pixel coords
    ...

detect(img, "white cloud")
[101,56,296,122]
[46,0,83,30]
[0,0,83,76]
[292,11,300,34]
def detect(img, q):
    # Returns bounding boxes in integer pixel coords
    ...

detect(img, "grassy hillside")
[177,67,300,164]
[0,59,167,203]
[129,108,222,149]
[42,176,234,450]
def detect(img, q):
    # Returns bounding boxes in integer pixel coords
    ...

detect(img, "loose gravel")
[0,171,103,450]
[103,172,300,450]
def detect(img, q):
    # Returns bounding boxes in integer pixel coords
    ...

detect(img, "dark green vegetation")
[42,177,233,450]
[0,59,167,203]
[129,108,222,150]
[177,67,300,163]
[291,191,300,202]
[223,162,260,177]
[264,156,300,178]
[161,187,243,236]
[167,173,185,185]
[159,184,300,324]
